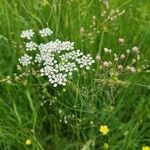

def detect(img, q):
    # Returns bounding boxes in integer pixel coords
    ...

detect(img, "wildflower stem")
[26,91,35,112]
[13,101,22,124]
[98,29,105,56]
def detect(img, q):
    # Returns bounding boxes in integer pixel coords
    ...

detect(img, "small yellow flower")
[25,139,32,145]
[142,146,150,150]
[99,125,109,135]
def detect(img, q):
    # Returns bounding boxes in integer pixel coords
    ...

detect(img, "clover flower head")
[39,28,53,37]
[21,29,34,40]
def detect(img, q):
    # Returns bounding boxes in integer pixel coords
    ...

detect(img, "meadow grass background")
[0,0,150,149]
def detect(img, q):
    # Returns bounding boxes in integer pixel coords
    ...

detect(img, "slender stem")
[98,29,105,56]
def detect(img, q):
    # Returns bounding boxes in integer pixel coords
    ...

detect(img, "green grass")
[0,0,150,149]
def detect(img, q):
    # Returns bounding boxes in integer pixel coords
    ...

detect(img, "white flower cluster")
[38,39,74,54]
[39,28,53,37]
[18,28,95,87]
[19,54,32,66]
[26,41,37,51]
[21,29,34,40]
[76,54,95,70]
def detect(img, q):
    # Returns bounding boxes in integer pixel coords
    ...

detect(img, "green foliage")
[0,0,149,149]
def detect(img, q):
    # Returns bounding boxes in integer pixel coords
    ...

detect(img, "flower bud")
[132,46,139,54]
[118,38,125,45]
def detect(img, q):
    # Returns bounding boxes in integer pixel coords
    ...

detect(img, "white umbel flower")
[25,41,37,51]
[20,29,34,40]
[38,40,74,53]
[18,28,95,87]
[19,54,32,66]
[39,28,53,37]
[77,54,95,68]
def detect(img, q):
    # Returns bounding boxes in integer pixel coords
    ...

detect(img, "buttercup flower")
[142,146,150,150]
[99,125,109,135]
[25,139,32,145]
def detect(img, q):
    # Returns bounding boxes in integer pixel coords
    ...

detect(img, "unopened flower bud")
[120,54,125,59]
[103,61,110,67]
[132,59,136,63]
[96,54,101,61]
[117,65,123,70]
[137,55,140,60]
[126,66,131,70]
[104,48,111,54]
[126,49,130,54]
[132,47,139,54]
[114,57,119,61]
[130,66,136,72]
[118,38,125,45]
